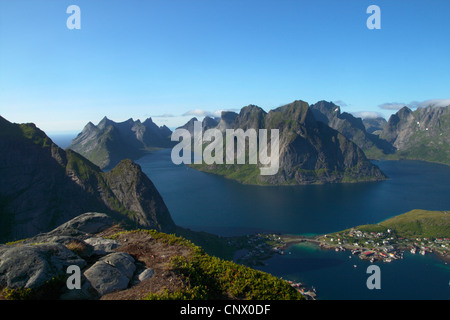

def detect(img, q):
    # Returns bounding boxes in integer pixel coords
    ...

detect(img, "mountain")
[362,117,388,135]
[176,116,219,135]
[0,116,175,243]
[188,100,386,185]
[310,101,395,158]
[69,117,173,170]
[379,105,450,164]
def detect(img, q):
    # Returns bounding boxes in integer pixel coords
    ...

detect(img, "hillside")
[324,209,450,240]
[0,116,175,243]
[315,209,450,262]
[379,209,450,239]
[310,101,395,159]
[379,105,450,165]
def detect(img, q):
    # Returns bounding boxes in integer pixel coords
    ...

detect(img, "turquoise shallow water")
[258,242,449,300]
[134,149,450,299]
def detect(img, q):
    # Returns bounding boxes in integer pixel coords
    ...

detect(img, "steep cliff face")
[262,101,386,184]
[380,105,450,164]
[69,117,173,170]
[104,159,175,231]
[310,101,395,158]
[0,117,175,243]
[187,100,386,185]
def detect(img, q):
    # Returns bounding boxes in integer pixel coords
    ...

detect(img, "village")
[316,228,450,263]
[227,228,449,300]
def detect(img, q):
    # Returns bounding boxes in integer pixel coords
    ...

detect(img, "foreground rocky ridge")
[0,213,304,300]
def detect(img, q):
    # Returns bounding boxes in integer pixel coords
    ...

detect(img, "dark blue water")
[136,149,450,300]
[259,242,450,300]
[136,149,450,237]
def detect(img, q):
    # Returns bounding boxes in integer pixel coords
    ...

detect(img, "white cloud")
[352,111,385,119]
[152,113,175,118]
[332,100,349,107]
[182,108,239,118]
[409,99,450,109]
[182,109,214,117]
[378,102,407,110]
[379,99,450,111]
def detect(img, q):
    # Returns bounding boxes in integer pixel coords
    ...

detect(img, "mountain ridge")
[69,117,173,170]
[188,100,387,185]
[379,105,450,165]
[0,116,175,243]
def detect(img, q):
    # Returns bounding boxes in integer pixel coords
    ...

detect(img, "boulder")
[138,268,154,282]
[0,243,86,289]
[48,212,114,237]
[83,252,136,296]
[100,252,136,280]
[84,237,120,256]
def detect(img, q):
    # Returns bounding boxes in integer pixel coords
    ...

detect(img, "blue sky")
[0,0,449,133]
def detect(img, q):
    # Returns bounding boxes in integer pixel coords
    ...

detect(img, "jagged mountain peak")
[69,116,174,170]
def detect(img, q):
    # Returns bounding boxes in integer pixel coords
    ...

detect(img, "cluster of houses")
[319,228,450,263]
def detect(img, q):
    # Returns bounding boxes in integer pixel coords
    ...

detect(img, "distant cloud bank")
[182,108,238,118]
[352,111,384,119]
[379,99,450,111]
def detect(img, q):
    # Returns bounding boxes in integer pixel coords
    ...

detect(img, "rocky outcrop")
[104,159,175,232]
[0,117,175,243]
[84,252,136,296]
[69,117,173,170]
[0,213,152,299]
[0,212,303,301]
[0,243,86,290]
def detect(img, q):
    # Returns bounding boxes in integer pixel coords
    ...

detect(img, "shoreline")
[277,234,450,264]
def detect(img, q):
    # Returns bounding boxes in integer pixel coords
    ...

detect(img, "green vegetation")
[317,210,450,262]
[108,229,303,300]
[147,250,303,300]
[1,275,66,300]
[1,287,34,300]
[0,117,52,149]
[326,210,450,241]
[191,163,265,185]
[379,209,450,239]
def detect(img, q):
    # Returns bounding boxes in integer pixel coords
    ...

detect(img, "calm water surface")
[134,149,450,300]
